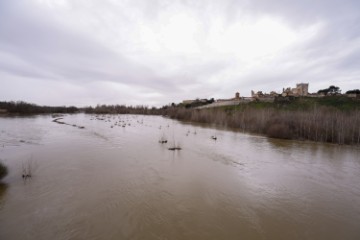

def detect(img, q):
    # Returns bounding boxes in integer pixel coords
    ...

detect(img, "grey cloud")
[1,0,359,105]
[336,47,360,71]
[0,1,176,92]
[240,0,360,26]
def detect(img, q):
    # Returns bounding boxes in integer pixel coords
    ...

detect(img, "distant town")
[182,83,360,109]
[1,83,359,115]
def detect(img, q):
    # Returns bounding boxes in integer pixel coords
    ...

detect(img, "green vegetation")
[317,85,341,95]
[346,89,360,94]
[221,96,360,112]
[183,98,215,108]
[314,96,360,110]
[0,162,8,180]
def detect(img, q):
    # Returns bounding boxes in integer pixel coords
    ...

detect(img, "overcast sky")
[0,0,359,107]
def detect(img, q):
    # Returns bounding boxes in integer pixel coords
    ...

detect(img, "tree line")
[317,85,360,95]
[0,101,78,114]
[0,101,164,115]
[83,104,162,115]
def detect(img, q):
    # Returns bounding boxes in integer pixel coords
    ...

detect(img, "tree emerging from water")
[0,162,8,181]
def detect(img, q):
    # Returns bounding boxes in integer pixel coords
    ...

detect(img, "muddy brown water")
[0,114,359,240]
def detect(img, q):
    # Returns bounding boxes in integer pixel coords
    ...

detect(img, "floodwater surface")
[0,114,359,240]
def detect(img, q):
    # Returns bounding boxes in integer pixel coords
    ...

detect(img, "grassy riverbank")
[166,96,360,145]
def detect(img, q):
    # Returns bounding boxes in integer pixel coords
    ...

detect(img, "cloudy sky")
[0,0,359,107]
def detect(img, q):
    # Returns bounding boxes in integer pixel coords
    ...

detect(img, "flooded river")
[0,114,359,240]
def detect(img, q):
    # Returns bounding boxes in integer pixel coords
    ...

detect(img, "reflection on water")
[0,114,359,240]
[0,183,7,200]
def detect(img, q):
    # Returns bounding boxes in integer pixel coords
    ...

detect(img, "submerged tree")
[0,161,8,181]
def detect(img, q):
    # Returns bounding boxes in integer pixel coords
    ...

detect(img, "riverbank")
[165,97,360,145]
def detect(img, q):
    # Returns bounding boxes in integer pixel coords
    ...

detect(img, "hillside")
[166,96,360,145]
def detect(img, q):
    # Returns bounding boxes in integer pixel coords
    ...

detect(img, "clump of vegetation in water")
[0,161,8,180]
[22,159,34,179]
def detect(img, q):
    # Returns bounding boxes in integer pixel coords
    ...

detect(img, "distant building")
[251,90,277,102]
[217,92,242,102]
[282,83,309,96]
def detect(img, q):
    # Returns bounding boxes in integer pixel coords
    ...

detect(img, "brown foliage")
[165,106,360,145]
[266,122,292,139]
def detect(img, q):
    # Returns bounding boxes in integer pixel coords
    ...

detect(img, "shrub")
[0,162,8,180]
[266,123,292,140]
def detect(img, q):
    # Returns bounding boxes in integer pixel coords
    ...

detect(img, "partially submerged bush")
[263,116,294,140]
[0,162,8,180]
[266,122,292,140]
